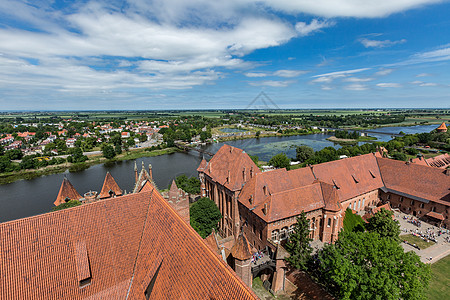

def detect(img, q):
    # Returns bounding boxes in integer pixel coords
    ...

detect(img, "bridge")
[174,142,215,157]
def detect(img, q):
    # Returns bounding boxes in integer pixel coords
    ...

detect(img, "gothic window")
[288,225,295,235]
[271,230,279,242]
[432,206,436,212]
[410,200,414,205]
[327,218,331,227]
[280,227,288,240]
[420,203,424,208]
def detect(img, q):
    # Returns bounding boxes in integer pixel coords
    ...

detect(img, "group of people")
[405,216,422,227]
[251,251,264,264]
[410,228,438,243]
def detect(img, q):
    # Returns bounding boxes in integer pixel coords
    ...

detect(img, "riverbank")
[217,129,321,142]
[326,136,377,144]
[0,147,179,185]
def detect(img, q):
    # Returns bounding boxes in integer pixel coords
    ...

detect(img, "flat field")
[428,254,450,300]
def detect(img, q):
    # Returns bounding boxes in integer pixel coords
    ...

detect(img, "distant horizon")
[1,1,449,109]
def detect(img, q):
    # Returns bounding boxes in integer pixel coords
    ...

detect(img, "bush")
[190,197,222,238]
[52,199,82,211]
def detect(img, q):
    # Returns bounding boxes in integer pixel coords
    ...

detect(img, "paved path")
[395,211,450,264]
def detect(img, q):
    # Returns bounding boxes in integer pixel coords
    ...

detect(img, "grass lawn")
[400,234,435,249]
[428,255,450,300]
[252,277,292,300]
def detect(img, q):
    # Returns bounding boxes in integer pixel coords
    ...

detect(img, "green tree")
[249,154,259,165]
[316,231,430,300]
[102,144,116,159]
[255,131,261,138]
[269,153,291,170]
[366,208,400,242]
[392,152,407,161]
[285,211,313,271]
[51,199,82,211]
[296,145,314,162]
[172,174,201,194]
[190,197,222,238]
[70,147,88,163]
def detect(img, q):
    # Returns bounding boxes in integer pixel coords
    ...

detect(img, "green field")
[400,234,435,249]
[428,255,450,300]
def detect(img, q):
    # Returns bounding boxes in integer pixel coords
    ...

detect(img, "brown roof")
[437,122,447,131]
[54,177,82,206]
[1,183,258,299]
[319,181,341,212]
[197,158,208,172]
[98,172,123,199]
[377,157,450,205]
[311,154,384,202]
[201,144,261,191]
[426,211,445,221]
[252,183,325,223]
[169,179,178,193]
[425,153,450,169]
[230,233,253,260]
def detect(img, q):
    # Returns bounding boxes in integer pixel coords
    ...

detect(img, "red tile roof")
[311,154,384,202]
[252,183,325,222]
[202,144,261,191]
[231,233,253,260]
[98,172,123,199]
[377,157,450,206]
[426,211,445,221]
[0,183,258,299]
[197,158,208,172]
[54,177,82,206]
[436,122,447,131]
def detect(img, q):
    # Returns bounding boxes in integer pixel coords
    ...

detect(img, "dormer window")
[332,179,340,189]
[74,241,91,288]
[249,195,253,205]
[352,174,359,183]
[263,185,268,195]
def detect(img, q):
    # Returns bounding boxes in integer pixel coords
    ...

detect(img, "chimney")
[263,203,268,215]
[148,164,153,180]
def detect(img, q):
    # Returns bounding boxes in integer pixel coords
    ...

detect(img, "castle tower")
[437,122,447,133]
[98,172,123,199]
[230,232,253,288]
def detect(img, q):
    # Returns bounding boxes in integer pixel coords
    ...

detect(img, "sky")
[0,0,449,110]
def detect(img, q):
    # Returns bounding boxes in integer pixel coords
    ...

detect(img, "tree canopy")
[365,208,400,242]
[51,200,82,211]
[315,231,430,300]
[296,145,314,162]
[102,144,116,159]
[190,197,222,238]
[285,211,313,271]
[172,174,201,195]
[269,153,291,170]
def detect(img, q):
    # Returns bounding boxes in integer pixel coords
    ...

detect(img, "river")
[0,124,438,223]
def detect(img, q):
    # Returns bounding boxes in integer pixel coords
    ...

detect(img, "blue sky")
[0,0,449,110]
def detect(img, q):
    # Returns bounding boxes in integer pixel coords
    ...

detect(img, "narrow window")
[327,218,331,227]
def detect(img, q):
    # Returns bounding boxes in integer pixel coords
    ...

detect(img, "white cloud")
[313,68,371,78]
[374,69,394,76]
[389,44,450,66]
[416,73,432,77]
[295,19,335,37]
[248,80,294,87]
[345,84,368,91]
[255,0,443,18]
[321,85,333,90]
[343,77,373,82]
[245,72,268,77]
[359,38,406,48]
[377,83,402,88]
[410,80,438,86]
[273,70,307,78]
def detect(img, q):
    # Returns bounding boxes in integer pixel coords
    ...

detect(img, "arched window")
[288,225,295,235]
[271,230,279,242]
[280,227,288,240]
[358,199,361,210]
[327,218,331,227]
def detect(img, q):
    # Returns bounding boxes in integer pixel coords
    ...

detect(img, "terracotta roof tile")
[202,144,260,191]
[54,177,82,206]
[437,122,447,131]
[0,183,258,299]
[426,211,445,220]
[311,154,384,202]
[230,233,252,260]
[377,157,450,205]
[98,172,123,199]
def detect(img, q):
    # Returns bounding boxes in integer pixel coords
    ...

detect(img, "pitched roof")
[0,183,258,299]
[230,233,253,261]
[98,172,123,199]
[437,122,447,131]
[252,183,325,223]
[197,158,208,172]
[319,181,341,212]
[169,179,178,193]
[54,177,82,206]
[377,157,450,205]
[201,144,261,191]
[425,153,450,169]
[311,154,384,202]
[426,211,445,221]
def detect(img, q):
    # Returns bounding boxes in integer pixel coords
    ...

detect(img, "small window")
[432,207,436,212]
[420,203,424,208]
[387,194,391,200]
[259,230,262,240]
[399,197,403,202]
[327,218,331,227]
[410,200,414,205]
